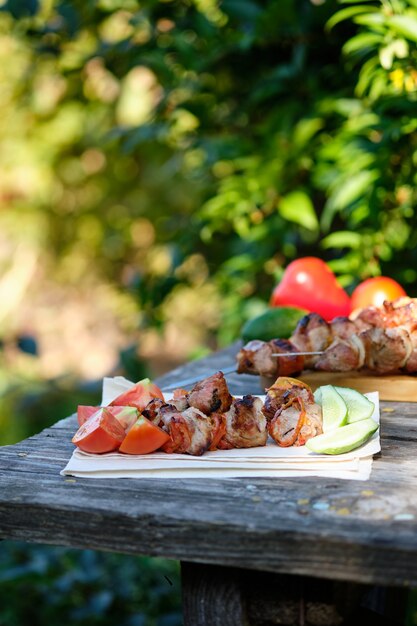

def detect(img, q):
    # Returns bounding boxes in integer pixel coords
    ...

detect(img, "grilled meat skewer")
[236,297,417,376]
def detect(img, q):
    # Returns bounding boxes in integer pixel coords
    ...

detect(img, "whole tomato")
[351,276,406,310]
[271,257,351,321]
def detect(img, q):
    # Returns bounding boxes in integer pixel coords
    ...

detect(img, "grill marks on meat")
[270,339,305,377]
[137,373,323,454]
[142,372,268,455]
[291,313,332,367]
[330,316,358,340]
[315,335,365,372]
[269,398,305,447]
[237,298,417,376]
[217,396,267,450]
[236,339,304,379]
[262,377,314,421]
[361,326,412,373]
[188,371,232,414]
[268,397,323,447]
[161,407,223,456]
[236,340,279,377]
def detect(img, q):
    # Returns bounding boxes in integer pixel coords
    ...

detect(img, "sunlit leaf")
[292,118,324,149]
[322,231,362,249]
[326,5,378,31]
[278,191,318,232]
[321,170,379,231]
[387,14,417,43]
[343,32,382,56]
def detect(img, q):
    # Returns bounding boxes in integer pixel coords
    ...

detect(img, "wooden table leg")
[181,562,406,626]
[181,561,248,626]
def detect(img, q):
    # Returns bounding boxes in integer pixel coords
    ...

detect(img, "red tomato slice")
[77,405,99,427]
[72,408,126,454]
[108,406,138,431]
[110,378,164,412]
[351,276,406,310]
[77,405,138,430]
[119,415,170,455]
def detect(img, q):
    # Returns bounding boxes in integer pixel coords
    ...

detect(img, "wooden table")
[1,344,417,625]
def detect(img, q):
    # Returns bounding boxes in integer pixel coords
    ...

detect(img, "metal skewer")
[161,351,324,391]
[271,351,324,357]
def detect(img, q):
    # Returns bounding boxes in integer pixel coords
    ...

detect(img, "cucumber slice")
[306,418,379,455]
[313,387,322,404]
[333,386,375,423]
[321,385,348,433]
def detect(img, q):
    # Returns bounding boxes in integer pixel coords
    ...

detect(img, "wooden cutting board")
[261,372,417,402]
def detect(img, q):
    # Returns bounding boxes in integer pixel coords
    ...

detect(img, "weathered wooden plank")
[2,450,417,587]
[1,343,417,588]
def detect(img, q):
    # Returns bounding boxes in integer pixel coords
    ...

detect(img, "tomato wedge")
[72,408,126,454]
[119,415,170,455]
[77,405,99,426]
[108,406,138,431]
[110,378,164,412]
[77,405,138,430]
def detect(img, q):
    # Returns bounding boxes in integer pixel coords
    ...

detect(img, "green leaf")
[343,32,382,56]
[278,191,319,231]
[354,13,386,28]
[322,231,362,249]
[321,170,379,231]
[387,14,417,43]
[293,118,324,149]
[326,5,378,31]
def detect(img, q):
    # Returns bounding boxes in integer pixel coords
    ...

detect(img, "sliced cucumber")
[314,385,375,424]
[321,385,348,433]
[306,418,379,455]
[333,386,375,423]
[313,387,322,404]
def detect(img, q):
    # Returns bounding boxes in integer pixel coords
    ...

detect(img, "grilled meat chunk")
[236,340,279,378]
[383,298,417,327]
[263,377,314,421]
[297,402,323,446]
[350,306,386,329]
[270,339,305,377]
[268,397,322,448]
[217,395,267,450]
[188,371,233,415]
[236,339,304,379]
[291,313,332,367]
[315,335,365,372]
[170,388,190,412]
[161,407,225,456]
[330,316,358,340]
[268,397,304,447]
[361,326,412,373]
[142,398,166,424]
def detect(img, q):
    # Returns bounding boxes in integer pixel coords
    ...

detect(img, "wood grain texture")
[1,344,417,587]
[182,563,374,626]
[182,562,247,626]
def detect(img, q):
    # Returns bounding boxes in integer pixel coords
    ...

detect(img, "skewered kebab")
[143,371,322,455]
[237,297,417,377]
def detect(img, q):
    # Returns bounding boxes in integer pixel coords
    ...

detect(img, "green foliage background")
[1,0,417,352]
[1,0,417,623]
